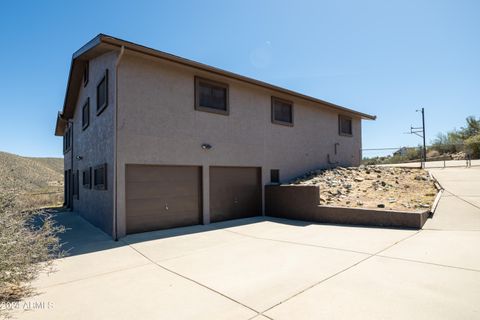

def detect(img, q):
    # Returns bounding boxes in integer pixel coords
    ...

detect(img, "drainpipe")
[69,119,74,210]
[113,46,125,241]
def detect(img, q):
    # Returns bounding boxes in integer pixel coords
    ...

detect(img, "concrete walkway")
[11,168,480,319]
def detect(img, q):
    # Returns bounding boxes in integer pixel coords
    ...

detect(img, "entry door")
[209,166,262,223]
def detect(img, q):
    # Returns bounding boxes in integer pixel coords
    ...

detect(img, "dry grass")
[0,152,63,195]
[0,152,64,318]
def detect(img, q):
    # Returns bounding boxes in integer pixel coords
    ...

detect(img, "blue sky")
[0,0,478,158]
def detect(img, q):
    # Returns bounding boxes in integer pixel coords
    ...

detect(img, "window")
[83,61,89,87]
[339,115,353,136]
[63,126,72,153]
[82,98,90,130]
[82,167,92,189]
[271,97,293,126]
[97,70,108,115]
[94,163,107,190]
[73,170,79,200]
[270,169,280,184]
[195,77,229,115]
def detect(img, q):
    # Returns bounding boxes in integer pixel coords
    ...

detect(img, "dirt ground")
[290,166,438,211]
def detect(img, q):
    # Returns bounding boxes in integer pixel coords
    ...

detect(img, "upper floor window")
[63,126,72,153]
[97,70,108,115]
[195,77,229,115]
[339,115,353,136]
[83,61,89,87]
[271,97,293,126]
[82,98,90,130]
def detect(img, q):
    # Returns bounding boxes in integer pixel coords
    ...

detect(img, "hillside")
[0,151,63,194]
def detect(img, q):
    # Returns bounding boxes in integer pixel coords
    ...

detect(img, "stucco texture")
[114,51,362,237]
[65,51,117,235]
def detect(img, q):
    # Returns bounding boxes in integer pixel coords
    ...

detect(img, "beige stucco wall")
[64,51,117,235]
[115,51,362,237]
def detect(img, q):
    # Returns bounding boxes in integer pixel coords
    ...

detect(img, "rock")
[415,175,428,181]
[388,198,396,203]
[381,181,387,187]
[354,177,364,182]
[377,204,385,208]
[356,201,363,206]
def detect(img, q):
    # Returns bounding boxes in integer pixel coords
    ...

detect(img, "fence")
[361,143,480,168]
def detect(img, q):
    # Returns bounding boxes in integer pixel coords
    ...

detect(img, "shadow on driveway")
[48,208,312,257]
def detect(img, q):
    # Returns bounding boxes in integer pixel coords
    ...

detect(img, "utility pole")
[409,108,426,168]
[421,108,426,166]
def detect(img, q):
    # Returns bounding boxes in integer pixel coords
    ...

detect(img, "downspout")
[69,119,74,211]
[113,46,125,241]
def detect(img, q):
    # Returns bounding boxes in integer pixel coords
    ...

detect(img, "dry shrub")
[426,149,440,158]
[0,191,64,317]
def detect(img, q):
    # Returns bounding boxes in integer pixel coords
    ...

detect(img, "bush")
[465,134,480,159]
[0,192,64,316]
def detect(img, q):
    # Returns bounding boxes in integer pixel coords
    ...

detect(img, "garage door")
[126,165,202,234]
[210,167,262,223]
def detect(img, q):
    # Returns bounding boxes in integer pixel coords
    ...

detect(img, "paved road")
[11,167,480,319]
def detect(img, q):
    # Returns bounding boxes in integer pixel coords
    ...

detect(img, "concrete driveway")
[12,167,480,319]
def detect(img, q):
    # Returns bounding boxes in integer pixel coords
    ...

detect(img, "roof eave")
[54,112,67,136]
[99,35,376,120]
[55,34,376,137]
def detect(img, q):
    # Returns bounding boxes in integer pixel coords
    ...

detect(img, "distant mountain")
[0,151,63,194]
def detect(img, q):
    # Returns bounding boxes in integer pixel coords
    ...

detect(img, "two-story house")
[55,34,376,239]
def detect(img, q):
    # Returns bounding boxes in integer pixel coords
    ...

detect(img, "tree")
[465,134,480,158]
[458,116,480,139]
[430,116,480,155]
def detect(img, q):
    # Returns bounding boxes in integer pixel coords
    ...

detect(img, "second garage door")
[126,165,202,234]
[210,166,262,223]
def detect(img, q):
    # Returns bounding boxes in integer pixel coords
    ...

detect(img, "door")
[126,165,202,234]
[209,166,262,222]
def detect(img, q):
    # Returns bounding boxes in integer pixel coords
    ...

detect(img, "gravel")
[290,165,437,211]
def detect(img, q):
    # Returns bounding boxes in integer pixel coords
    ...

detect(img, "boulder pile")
[290,166,437,211]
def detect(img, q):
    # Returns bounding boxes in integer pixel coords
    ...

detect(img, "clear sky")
[0,0,478,158]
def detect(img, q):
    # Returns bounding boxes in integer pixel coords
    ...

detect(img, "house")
[393,147,408,157]
[55,34,376,239]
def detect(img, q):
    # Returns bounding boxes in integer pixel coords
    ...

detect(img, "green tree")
[430,116,480,155]
[458,116,480,139]
[465,134,480,158]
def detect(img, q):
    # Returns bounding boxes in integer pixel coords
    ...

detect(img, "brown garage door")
[210,166,262,223]
[126,165,202,234]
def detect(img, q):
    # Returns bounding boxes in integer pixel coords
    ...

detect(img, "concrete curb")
[427,171,445,218]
